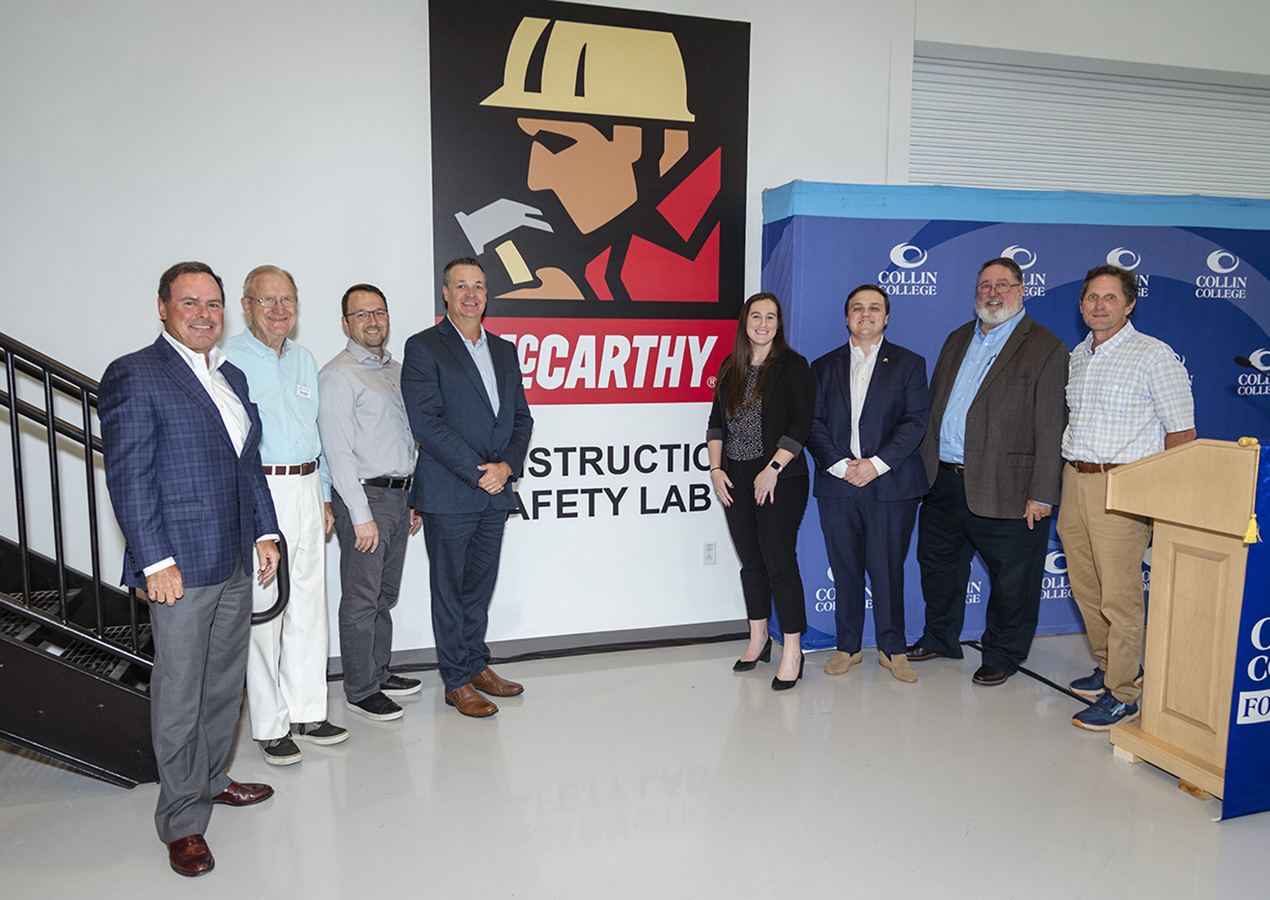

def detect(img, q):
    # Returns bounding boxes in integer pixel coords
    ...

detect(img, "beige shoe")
[879,650,918,683]
[824,650,864,675]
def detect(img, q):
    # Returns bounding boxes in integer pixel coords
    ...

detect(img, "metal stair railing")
[0,330,143,658]
[0,330,292,671]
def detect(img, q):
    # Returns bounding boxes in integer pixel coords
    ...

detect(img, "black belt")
[939,461,965,476]
[360,476,413,490]
[263,460,319,476]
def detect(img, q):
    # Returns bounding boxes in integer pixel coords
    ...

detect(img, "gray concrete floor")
[1,633,1265,899]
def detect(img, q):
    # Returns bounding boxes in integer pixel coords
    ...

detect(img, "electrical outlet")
[702,541,716,565]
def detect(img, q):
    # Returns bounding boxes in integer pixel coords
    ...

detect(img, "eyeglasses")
[247,295,298,309]
[346,308,388,321]
[976,281,1021,295]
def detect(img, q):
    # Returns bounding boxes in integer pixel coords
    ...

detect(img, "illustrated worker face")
[481,19,696,236]
[846,289,889,345]
[443,264,489,325]
[974,263,1025,330]
[159,272,224,356]
[242,271,298,346]
[520,118,643,235]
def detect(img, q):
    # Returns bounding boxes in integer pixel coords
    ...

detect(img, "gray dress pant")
[148,559,250,843]
[331,486,411,702]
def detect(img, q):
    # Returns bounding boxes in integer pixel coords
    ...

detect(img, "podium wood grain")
[1104,439,1259,799]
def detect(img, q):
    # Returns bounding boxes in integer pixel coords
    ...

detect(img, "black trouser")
[723,457,809,635]
[916,464,1049,674]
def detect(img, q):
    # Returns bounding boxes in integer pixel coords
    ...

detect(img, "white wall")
[5,0,1269,650]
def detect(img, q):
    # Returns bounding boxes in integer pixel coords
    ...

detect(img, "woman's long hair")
[718,292,791,420]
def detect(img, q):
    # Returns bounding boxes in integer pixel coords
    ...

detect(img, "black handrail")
[1,330,140,661]
[251,533,291,625]
[1,329,292,669]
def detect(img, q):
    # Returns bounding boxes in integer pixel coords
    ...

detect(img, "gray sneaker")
[292,720,350,746]
[261,736,303,766]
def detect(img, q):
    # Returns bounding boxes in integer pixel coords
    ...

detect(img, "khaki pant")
[1056,466,1151,704]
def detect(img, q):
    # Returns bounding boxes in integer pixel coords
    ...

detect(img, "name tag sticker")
[296,385,312,398]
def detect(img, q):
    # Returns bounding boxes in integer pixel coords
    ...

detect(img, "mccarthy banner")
[430,0,748,406]
[762,182,1270,653]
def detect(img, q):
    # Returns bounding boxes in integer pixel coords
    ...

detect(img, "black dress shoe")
[972,664,1009,686]
[168,834,214,877]
[906,642,938,661]
[771,654,805,691]
[733,636,773,671]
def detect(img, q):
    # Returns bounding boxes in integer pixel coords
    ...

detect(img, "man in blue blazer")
[401,258,533,718]
[808,284,930,683]
[99,261,281,877]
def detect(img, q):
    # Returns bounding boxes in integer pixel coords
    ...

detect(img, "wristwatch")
[769,460,782,472]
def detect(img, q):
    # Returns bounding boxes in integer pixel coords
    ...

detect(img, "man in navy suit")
[401,258,533,718]
[808,284,929,683]
[99,262,281,877]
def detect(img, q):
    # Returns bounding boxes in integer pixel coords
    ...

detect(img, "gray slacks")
[148,559,250,843]
[331,486,411,703]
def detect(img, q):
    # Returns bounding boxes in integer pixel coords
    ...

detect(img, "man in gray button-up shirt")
[317,283,421,722]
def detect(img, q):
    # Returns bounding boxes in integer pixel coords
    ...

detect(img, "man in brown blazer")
[906,257,1067,686]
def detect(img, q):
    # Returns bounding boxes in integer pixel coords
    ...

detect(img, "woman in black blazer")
[707,293,815,690]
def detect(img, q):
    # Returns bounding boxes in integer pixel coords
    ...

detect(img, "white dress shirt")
[827,340,892,479]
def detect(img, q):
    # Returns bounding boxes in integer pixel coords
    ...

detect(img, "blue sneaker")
[1069,666,1145,699]
[1072,692,1140,731]
[1069,667,1105,698]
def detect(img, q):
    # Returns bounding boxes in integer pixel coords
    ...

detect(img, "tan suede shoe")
[879,650,918,683]
[824,650,863,676]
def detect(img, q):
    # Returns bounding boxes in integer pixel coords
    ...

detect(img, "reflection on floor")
[1,634,1265,899]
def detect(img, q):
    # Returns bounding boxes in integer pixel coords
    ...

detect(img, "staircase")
[1,332,290,788]
[0,332,161,786]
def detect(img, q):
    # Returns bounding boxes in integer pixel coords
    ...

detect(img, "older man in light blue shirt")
[223,265,348,765]
[910,257,1068,687]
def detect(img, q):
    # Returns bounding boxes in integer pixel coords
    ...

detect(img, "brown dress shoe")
[168,834,214,877]
[470,666,524,697]
[444,683,498,717]
[212,780,275,807]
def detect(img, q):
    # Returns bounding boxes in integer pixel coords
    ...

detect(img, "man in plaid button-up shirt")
[1058,264,1195,732]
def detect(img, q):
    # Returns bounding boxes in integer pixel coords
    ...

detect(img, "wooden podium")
[1104,438,1261,798]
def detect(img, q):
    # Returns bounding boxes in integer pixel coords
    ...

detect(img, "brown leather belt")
[262,460,319,476]
[1067,460,1121,474]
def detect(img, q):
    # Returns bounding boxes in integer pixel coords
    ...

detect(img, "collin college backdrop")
[763,182,1270,653]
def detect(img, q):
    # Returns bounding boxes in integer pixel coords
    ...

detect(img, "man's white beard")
[976,297,1021,327]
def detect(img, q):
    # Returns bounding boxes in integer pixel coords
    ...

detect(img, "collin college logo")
[1196,249,1247,299]
[1042,547,1073,603]
[1105,247,1149,298]
[1001,245,1046,298]
[877,243,937,296]
[1235,347,1270,396]
[813,566,871,613]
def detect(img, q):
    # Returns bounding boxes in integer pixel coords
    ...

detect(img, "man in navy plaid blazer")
[99,261,281,877]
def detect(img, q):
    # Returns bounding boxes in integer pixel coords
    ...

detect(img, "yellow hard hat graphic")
[481,18,695,123]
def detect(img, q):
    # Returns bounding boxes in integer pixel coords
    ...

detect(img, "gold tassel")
[1246,513,1261,545]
